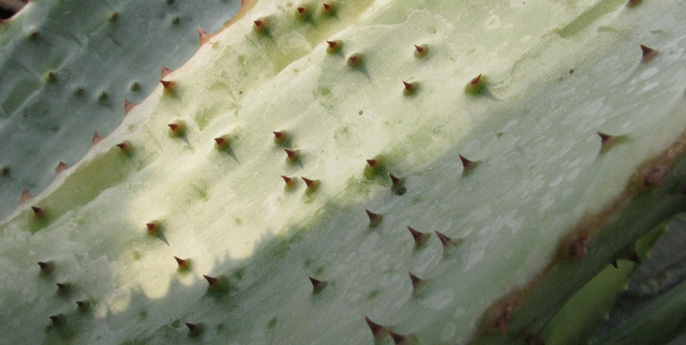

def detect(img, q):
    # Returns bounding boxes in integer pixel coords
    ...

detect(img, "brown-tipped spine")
[366,209,382,226]
[57,161,69,174]
[302,177,320,192]
[414,44,429,58]
[160,79,176,92]
[322,2,335,14]
[408,271,425,292]
[38,261,54,274]
[273,131,288,144]
[31,206,44,220]
[403,81,418,95]
[326,40,343,54]
[50,314,66,325]
[435,231,459,252]
[309,276,327,293]
[203,275,219,286]
[76,300,90,312]
[116,141,132,153]
[185,322,203,337]
[56,282,71,294]
[640,45,658,63]
[284,148,300,161]
[168,121,186,137]
[214,135,231,150]
[198,26,212,45]
[175,256,191,271]
[92,131,103,146]
[597,132,619,152]
[389,331,409,345]
[296,5,309,19]
[281,175,297,188]
[20,188,34,203]
[347,53,363,67]
[407,226,430,247]
[146,221,161,235]
[254,17,269,34]
[465,74,487,95]
[161,65,173,78]
[459,154,477,174]
[365,316,389,338]
[626,0,642,6]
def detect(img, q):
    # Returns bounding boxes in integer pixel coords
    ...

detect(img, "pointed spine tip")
[408,271,424,291]
[146,221,161,235]
[407,226,430,246]
[38,261,54,273]
[254,17,269,33]
[640,45,658,63]
[403,81,417,95]
[302,177,320,191]
[76,300,90,311]
[161,65,173,78]
[185,322,203,336]
[50,314,66,325]
[174,256,190,270]
[273,131,287,144]
[284,148,300,161]
[20,188,34,203]
[611,260,619,269]
[414,44,429,57]
[366,209,382,226]
[296,5,309,18]
[309,276,327,293]
[168,121,186,137]
[326,40,342,54]
[203,275,219,286]
[465,74,487,94]
[597,132,619,152]
[198,26,212,45]
[322,2,335,13]
[57,161,69,174]
[116,141,132,153]
[56,282,71,294]
[389,331,408,344]
[31,206,44,219]
[435,231,458,252]
[92,131,103,146]
[365,316,388,338]
[459,154,476,173]
[347,53,363,67]
[214,135,231,149]
[160,79,176,92]
[281,175,297,188]
[124,99,138,115]
[366,159,379,168]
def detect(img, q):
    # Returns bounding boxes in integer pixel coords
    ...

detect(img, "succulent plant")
[1,0,685,344]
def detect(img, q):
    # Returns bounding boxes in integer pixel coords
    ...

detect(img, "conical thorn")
[160,79,176,92]
[203,275,219,286]
[185,322,203,337]
[174,256,191,270]
[92,131,103,146]
[198,26,212,45]
[407,226,430,246]
[76,300,91,312]
[31,206,44,220]
[409,271,425,291]
[326,40,343,54]
[640,45,658,63]
[309,276,328,293]
[214,135,231,149]
[365,316,389,338]
[435,231,459,252]
[50,314,66,325]
[38,261,54,274]
[414,44,429,57]
[347,53,363,67]
[281,175,297,188]
[161,65,173,78]
[284,148,300,161]
[273,131,288,144]
[146,221,161,235]
[57,161,69,174]
[459,154,477,173]
[302,177,320,191]
[366,209,382,226]
[20,188,34,203]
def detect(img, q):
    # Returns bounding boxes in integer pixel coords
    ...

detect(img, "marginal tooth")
[407,226,430,247]
[309,276,328,293]
[364,316,389,338]
[365,209,382,226]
